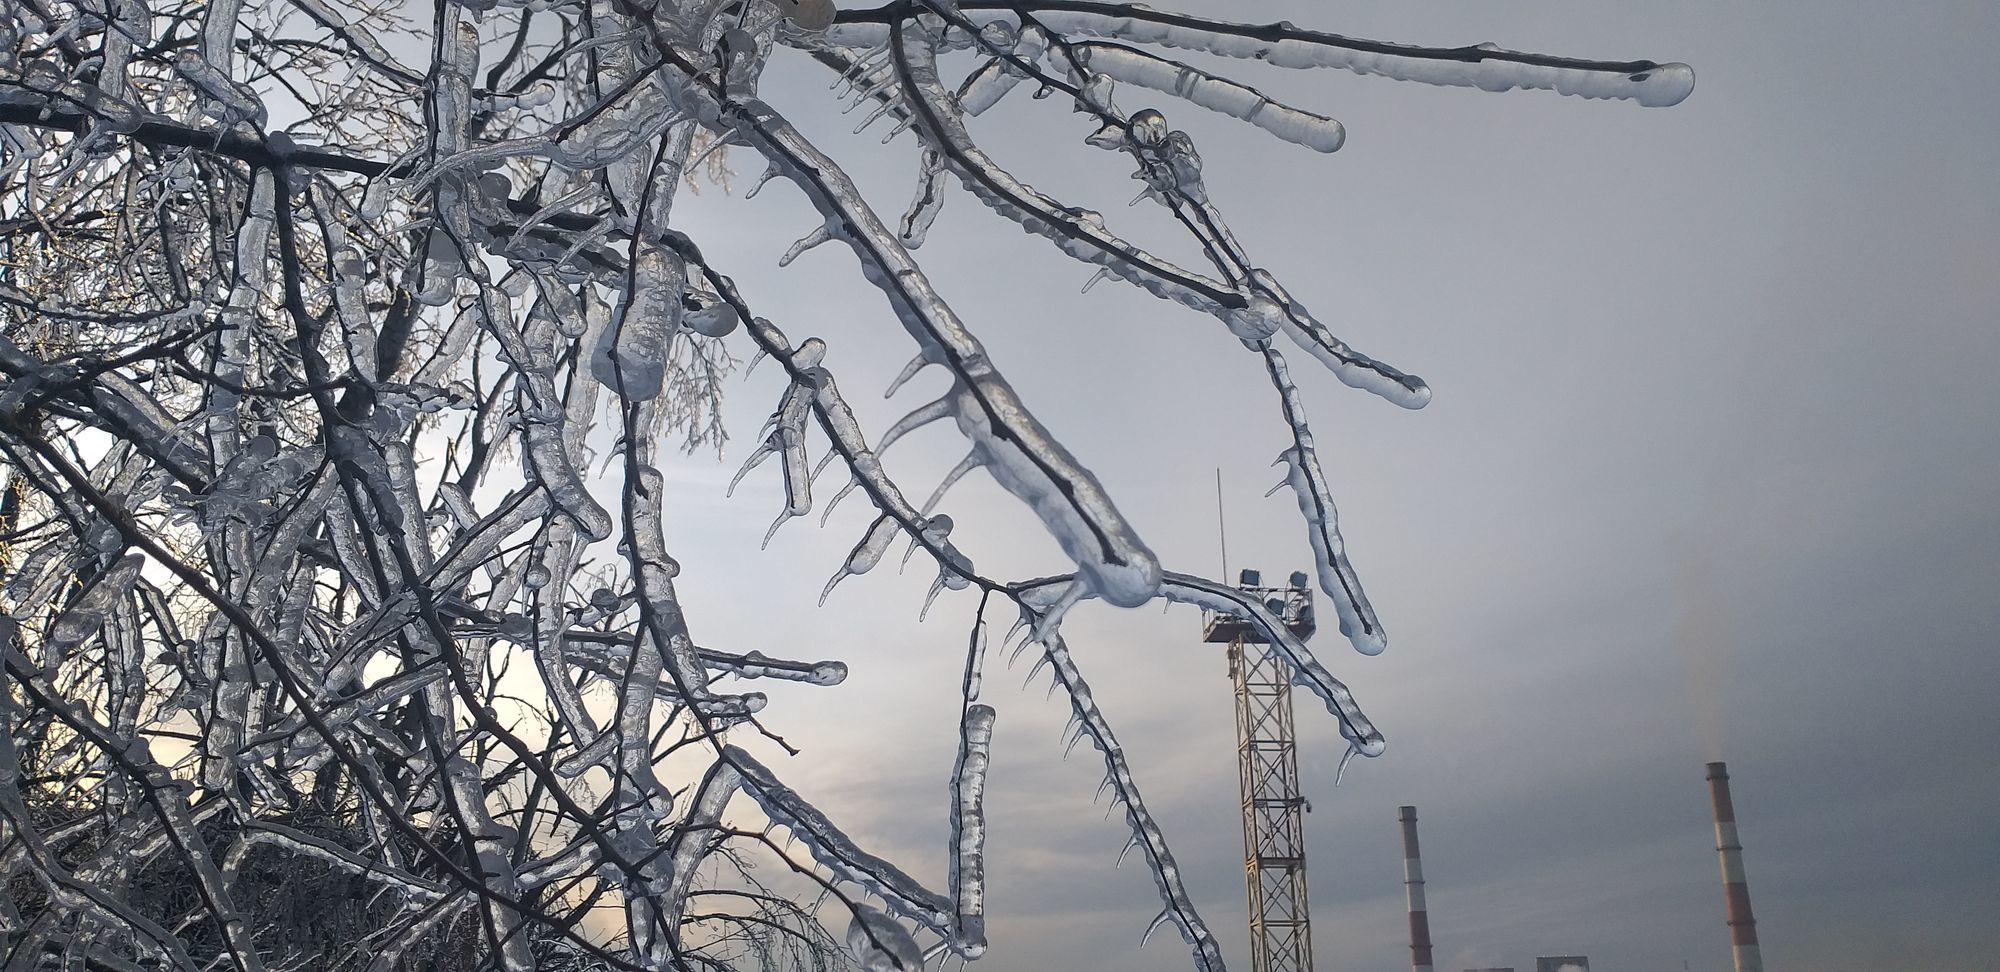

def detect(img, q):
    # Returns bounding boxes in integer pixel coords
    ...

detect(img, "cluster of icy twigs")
[0,0,1686,968]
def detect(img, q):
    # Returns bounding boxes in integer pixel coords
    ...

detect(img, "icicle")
[744,163,784,199]
[1115,834,1140,869]
[1080,268,1112,294]
[876,395,953,453]
[1062,724,1088,760]
[779,224,834,267]
[1333,743,1360,785]
[821,514,899,604]
[1003,621,1035,667]
[762,508,795,549]
[899,514,953,570]
[920,454,982,517]
[729,441,779,496]
[1029,578,1087,644]
[1139,909,1174,948]
[821,475,864,525]
[885,351,934,398]
[852,96,902,135]
[918,569,949,621]
[948,704,995,958]
[880,115,917,144]
[1021,651,1052,689]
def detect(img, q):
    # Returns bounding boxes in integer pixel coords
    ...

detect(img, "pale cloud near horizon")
[656,2,2000,969]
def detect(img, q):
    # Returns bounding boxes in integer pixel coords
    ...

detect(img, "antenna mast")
[1203,566,1316,972]
[1215,468,1229,579]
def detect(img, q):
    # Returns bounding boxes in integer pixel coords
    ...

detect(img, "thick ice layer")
[1030,629,1227,972]
[951,8,1696,107]
[1072,42,1344,152]
[729,746,953,932]
[593,242,684,401]
[1263,349,1386,655]
[697,646,847,686]
[956,24,1048,116]
[44,554,145,656]
[949,375,1161,607]
[701,72,1162,608]
[948,704,995,957]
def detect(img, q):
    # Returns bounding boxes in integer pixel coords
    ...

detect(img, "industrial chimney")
[1399,806,1434,972]
[1705,762,1763,972]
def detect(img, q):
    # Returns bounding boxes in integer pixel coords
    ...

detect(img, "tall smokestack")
[1705,762,1763,972]
[1399,806,1434,972]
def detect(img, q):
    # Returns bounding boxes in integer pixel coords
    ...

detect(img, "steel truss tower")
[1204,570,1316,972]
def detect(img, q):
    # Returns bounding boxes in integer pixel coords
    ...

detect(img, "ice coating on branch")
[1159,573,1384,756]
[949,704,994,957]
[726,746,954,932]
[1264,349,1385,655]
[0,2,1698,965]
[947,9,1695,107]
[702,71,1162,607]
[956,23,1048,116]
[523,415,611,541]
[1073,42,1345,152]
[44,554,145,656]
[823,514,900,604]
[1029,630,1226,971]
[654,763,742,949]
[899,148,949,248]
[593,242,684,401]
[698,646,847,686]
[847,904,926,972]
[949,376,1161,607]
[886,29,1242,321]
[1242,269,1432,409]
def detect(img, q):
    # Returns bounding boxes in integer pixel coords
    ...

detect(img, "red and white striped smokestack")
[1399,806,1434,972]
[1706,762,1763,972]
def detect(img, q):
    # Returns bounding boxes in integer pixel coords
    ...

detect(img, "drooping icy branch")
[684,75,1164,607]
[726,746,954,933]
[874,22,1246,318]
[882,18,1432,410]
[1016,569,1384,755]
[1261,348,1385,655]
[1022,628,1227,971]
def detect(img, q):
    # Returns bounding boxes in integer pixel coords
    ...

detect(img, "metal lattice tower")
[1204,570,1316,972]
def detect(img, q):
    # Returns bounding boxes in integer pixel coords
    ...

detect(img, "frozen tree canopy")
[0,0,1688,968]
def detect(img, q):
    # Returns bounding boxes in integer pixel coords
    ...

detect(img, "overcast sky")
[649,2,1998,969]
